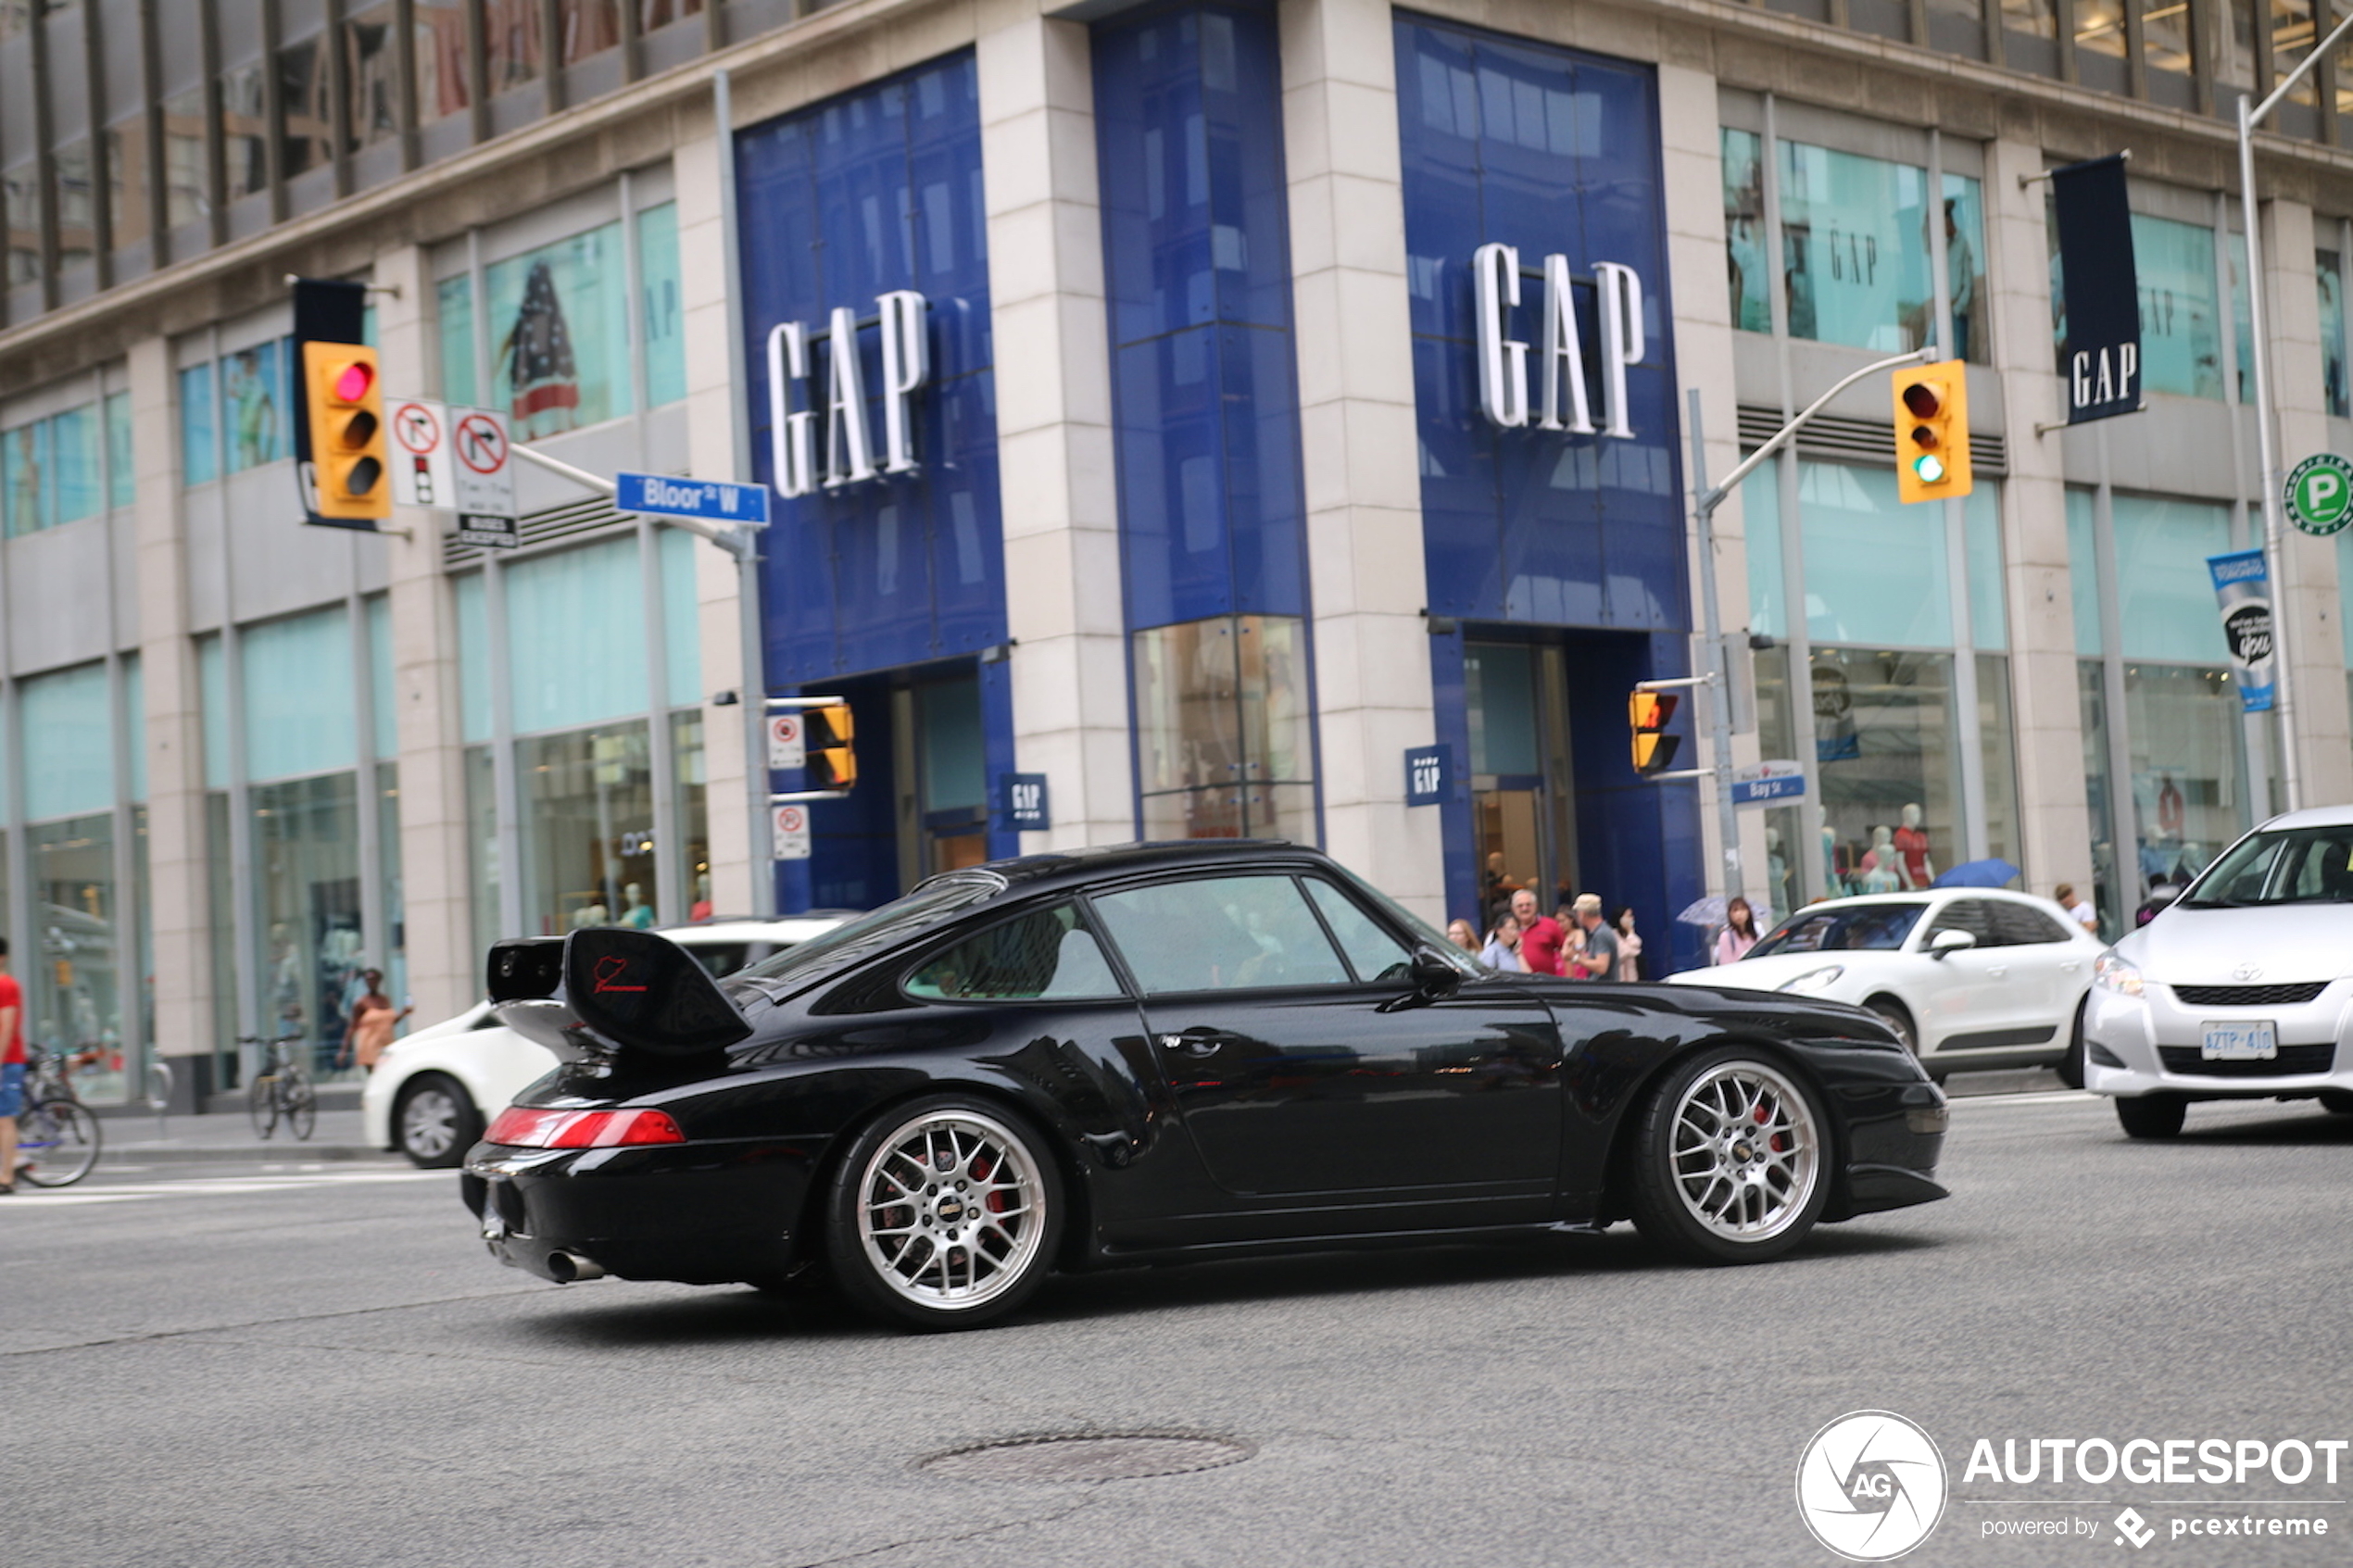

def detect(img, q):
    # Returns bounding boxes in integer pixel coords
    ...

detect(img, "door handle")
[2060,960,2082,972]
[1987,966,2007,980]
[1159,1031,1231,1057]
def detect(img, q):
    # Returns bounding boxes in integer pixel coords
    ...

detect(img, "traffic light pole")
[1681,348,1935,907]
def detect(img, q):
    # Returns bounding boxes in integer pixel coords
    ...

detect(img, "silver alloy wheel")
[1667,1060,1820,1244]
[855,1108,1046,1312]
[400,1086,463,1161]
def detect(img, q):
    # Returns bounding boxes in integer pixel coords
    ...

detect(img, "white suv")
[2084,807,2353,1138]
[361,915,852,1166]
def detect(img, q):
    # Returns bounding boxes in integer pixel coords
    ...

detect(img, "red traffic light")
[332,359,375,402]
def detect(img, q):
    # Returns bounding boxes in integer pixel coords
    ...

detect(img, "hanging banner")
[2208,550,2276,712]
[2052,154,2142,425]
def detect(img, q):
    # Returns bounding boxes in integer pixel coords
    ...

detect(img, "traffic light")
[1629,691,1681,777]
[805,702,857,792]
[1892,359,1973,504]
[302,342,391,521]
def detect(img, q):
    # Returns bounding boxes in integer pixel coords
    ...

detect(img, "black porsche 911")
[462,842,1949,1330]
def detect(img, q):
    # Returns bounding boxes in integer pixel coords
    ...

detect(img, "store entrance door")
[1466,640,1577,930]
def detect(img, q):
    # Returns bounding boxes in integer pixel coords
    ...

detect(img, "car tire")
[2318,1090,2353,1115]
[1625,1047,1831,1266]
[394,1073,484,1169]
[823,1094,1065,1332]
[2057,998,2088,1091]
[2114,1095,2187,1140]
[1863,997,1932,1077]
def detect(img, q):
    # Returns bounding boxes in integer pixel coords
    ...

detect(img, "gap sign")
[617,471,774,527]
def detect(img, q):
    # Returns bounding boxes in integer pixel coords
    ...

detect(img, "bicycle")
[242,1033,317,1142]
[10,1047,102,1188]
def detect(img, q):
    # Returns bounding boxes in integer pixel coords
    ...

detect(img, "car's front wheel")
[2114,1094,2186,1139]
[395,1073,483,1169]
[824,1095,1064,1331]
[1865,997,1939,1082]
[1626,1048,1830,1265]
[2057,998,2088,1090]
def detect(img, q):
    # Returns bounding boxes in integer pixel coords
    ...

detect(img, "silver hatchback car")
[2083,806,2353,1137]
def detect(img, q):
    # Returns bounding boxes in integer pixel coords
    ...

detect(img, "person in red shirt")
[0,936,25,1194]
[1510,888,1567,976]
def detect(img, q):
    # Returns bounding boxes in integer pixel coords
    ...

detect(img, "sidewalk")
[94,1108,396,1166]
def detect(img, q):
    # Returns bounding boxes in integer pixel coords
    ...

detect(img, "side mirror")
[1410,946,1465,1002]
[1928,928,1977,959]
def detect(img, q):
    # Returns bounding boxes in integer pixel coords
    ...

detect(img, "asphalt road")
[7,1093,2349,1568]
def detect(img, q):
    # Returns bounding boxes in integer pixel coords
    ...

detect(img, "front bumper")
[461,1137,828,1286]
[1786,1041,1950,1220]
[2082,983,2349,1098]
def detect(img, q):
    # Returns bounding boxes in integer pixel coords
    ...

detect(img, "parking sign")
[772,804,812,860]
[767,713,806,771]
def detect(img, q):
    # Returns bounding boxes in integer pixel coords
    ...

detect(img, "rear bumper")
[460,1137,829,1286]
[2082,986,2349,1099]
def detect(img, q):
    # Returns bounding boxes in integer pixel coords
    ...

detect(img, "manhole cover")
[919,1433,1252,1482]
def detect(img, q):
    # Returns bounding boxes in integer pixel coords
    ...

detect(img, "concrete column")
[1982,136,2094,899]
[129,332,212,1082]
[1655,63,1770,905]
[374,243,478,1022]
[2259,197,2353,807]
[673,115,755,911]
[1279,0,1442,920]
[975,7,1133,850]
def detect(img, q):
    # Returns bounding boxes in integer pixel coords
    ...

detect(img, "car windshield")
[2179,826,2353,907]
[1749,902,1927,957]
[735,876,1004,985]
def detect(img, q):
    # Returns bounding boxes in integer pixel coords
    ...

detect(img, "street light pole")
[2235,12,2353,813]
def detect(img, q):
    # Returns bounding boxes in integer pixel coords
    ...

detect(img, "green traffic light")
[1913,453,1945,483]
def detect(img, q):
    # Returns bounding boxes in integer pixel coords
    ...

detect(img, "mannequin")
[690,872,713,923]
[1894,802,1933,889]
[621,883,655,929]
[1858,827,1901,894]
[1766,825,1788,904]
[570,897,610,931]
[1819,807,1840,895]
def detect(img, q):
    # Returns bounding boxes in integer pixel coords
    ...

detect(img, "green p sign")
[2284,454,2353,536]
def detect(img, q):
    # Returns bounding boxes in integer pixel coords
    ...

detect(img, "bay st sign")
[764,290,929,498]
[1470,243,1648,439]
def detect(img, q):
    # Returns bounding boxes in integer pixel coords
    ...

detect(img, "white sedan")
[2084,806,2353,1138]
[1670,890,2105,1082]
[361,915,851,1166]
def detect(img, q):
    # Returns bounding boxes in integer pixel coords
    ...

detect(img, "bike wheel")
[283,1071,317,1141]
[248,1073,280,1139]
[17,1098,101,1187]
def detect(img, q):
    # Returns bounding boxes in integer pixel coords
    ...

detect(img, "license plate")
[2200,1020,2278,1060]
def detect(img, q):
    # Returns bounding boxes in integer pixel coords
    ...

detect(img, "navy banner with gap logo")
[2053,155,2141,424]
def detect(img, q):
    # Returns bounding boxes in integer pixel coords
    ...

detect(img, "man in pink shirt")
[1510,888,1566,976]
[0,936,24,1193]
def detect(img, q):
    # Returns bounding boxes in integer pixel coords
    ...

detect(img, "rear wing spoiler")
[486,928,754,1060]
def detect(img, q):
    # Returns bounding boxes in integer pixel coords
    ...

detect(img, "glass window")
[3,417,51,535]
[904,903,1125,1000]
[1778,141,1935,357]
[1797,464,1954,647]
[2142,0,2196,81]
[2112,494,2232,662]
[2274,0,2321,107]
[253,772,364,1079]
[222,340,291,473]
[1926,897,1997,942]
[2184,823,2353,905]
[206,791,237,1083]
[279,35,334,180]
[1942,173,1987,366]
[4,162,37,286]
[367,594,397,759]
[2321,249,2348,418]
[1093,873,1351,993]
[1751,901,1927,954]
[180,362,220,486]
[2124,664,2246,889]
[518,720,653,937]
[558,1,622,66]
[672,709,711,920]
[106,122,151,257]
[660,527,701,708]
[31,814,122,1104]
[221,60,270,202]
[242,607,359,781]
[345,5,403,155]
[2001,0,2057,36]
[504,536,648,733]
[1743,466,1784,641]
[465,744,499,953]
[1466,643,1540,774]
[123,654,148,804]
[197,633,230,789]
[485,0,544,91]
[106,390,132,509]
[637,201,686,408]
[416,3,472,128]
[484,220,631,436]
[1304,879,1415,982]
[438,275,479,408]
[1990,899,2072,944]
[1723,128,1770,333]
[1978,650,2022,870]
[162,89,208,232]
[55,140,94,272]
[2076,0,2129,57]
[50,404,99,525]
[378,760,407,1014]
[22,663,115,821]
[2066,487,2102,656]
[1964,484,2007,649]
[455,571,490,743]
[1132,614,1315,841]
[1812,647,1962,897]
[2133,214,2223,400]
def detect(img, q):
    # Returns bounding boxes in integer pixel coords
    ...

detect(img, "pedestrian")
[1714,897,1761,965]
[0,936,24,1193]
[339,969,412,1073]
[1479,914,1528,972]
[1568,894,1618,979]
[1511,888,1567,976]
[1614,907,1644,982]
[1445,919,1480,955]
[2056,883,2097,935]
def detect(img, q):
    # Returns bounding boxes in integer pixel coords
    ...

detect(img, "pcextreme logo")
[1796,1411,1951,1562]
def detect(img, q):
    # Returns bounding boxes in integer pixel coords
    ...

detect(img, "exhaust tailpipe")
[546,1250,607,1283]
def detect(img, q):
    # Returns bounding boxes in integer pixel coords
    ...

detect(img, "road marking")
[1,1168,449,1209]
[1950,1090,2102,1108]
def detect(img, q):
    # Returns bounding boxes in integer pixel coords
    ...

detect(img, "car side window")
[1926,899,1997,947]
[685,943,750,979]
[904,903,1126,1001]
[1092,874,1353,994]
[1303,878,1416,983]
[1989,901,2070,946]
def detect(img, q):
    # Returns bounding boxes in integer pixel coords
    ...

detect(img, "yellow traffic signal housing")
[1629,691,1681,777]
[303,342,391,521]
[1892,360,1973,504]
[805,702,858,792]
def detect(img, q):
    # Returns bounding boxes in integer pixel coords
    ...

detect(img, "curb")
[95,1145,397,1166]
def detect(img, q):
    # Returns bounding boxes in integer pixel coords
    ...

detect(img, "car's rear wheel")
[824,1095,1063,1331]
[2057,997,2088,1090]
[395,1073,482,1169]
[2115,1094,2186,1139]
[1626,1048,1829,1265]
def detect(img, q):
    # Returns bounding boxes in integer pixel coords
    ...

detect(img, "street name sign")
[1730,759,1808,808]
[617,470,774,527]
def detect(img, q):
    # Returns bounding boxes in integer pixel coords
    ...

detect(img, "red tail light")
[484,1107,686,1148]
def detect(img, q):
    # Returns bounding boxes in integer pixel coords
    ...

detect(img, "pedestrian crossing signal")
[303,342,391,521]
[806,702,857,792]
[1630,691,1681,777]
[1892,361,1973,503]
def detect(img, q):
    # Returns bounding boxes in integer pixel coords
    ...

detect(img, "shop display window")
[1810,648,1964,899]
[503,535,648,734]
[2110,494,2232,661]
[253,772,363,1080]
[484,221,632,437]
[1776,142,1987,363]
[1723,129,1770,334]
[1134,614,1315,842]
[519,721,655,937]
[3,400,106,534]
[31,814,122,1106]
[2320,249,2348,418]
[243,608,359,781]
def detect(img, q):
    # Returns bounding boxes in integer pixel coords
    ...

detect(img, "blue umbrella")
[1932,857,2021,889]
